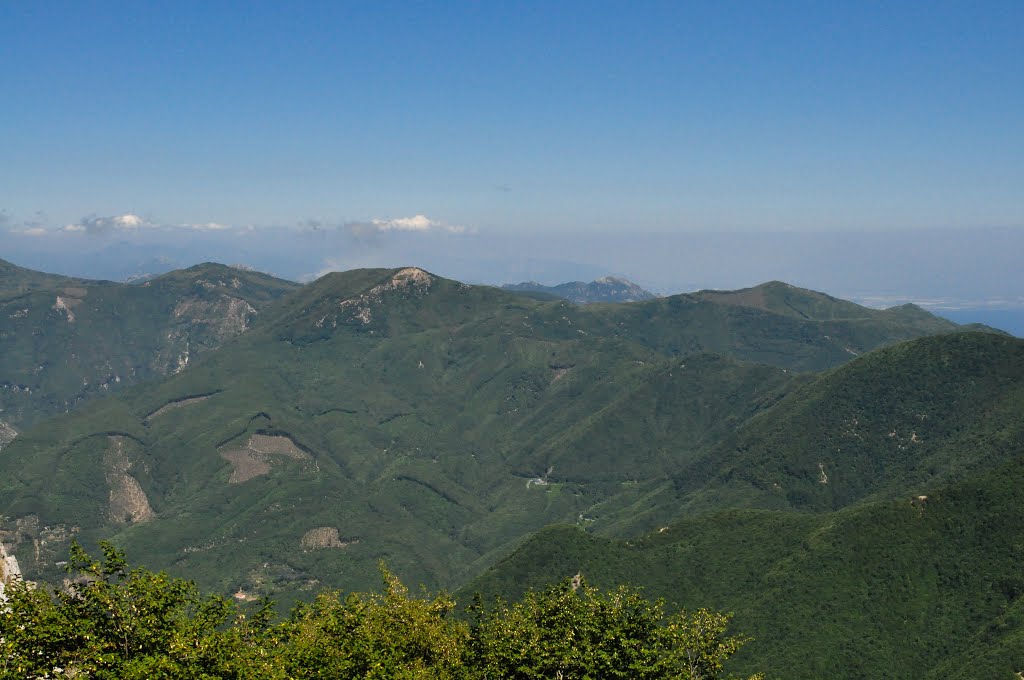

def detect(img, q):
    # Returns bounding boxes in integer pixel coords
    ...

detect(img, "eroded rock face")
[0,541,22,599]
[0,516,78,578]
[159,293,260,374]
[50,287,88,323]
[0,420,16,451]
[333,268,434,327]
[105,436,154,525]
[300,527,357,550]
[172,294,258,338]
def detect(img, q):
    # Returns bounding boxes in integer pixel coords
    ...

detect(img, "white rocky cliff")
[0,541,22,599]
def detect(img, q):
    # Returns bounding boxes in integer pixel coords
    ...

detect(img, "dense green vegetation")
[0,258,102,294]
[1,543,759,679]
[0,259,298,428]
[464,446,1024,679]
[2,262,1021,677]
[0,267,975,600]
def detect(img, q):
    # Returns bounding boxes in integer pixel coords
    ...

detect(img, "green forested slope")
[678,332,1024,512]
[0,267,975,601]
[1,264,1020,676]
[0,257,100,294]
[464,451,1024,679]
[0,261,298,428]
[460,333,1024,679]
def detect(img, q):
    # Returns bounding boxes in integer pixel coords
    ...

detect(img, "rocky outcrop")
[0,420,16,451]
[0,540,22,600]
[334,267,434,326]
[158,293,259,374]
[172,294,258,338]
[105,437,155,525]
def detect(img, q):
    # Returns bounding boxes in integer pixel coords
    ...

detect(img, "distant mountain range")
[501,276,656,303]
[0,258,1020,678]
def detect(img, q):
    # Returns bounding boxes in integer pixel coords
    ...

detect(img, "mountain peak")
[503,276,655,304]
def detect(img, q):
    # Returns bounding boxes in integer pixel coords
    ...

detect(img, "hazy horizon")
[4,224,1024,309]
[3,3,1022,325]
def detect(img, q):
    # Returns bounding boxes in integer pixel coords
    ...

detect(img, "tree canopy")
[1,542,760,679]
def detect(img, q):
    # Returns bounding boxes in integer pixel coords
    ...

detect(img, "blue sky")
[2,1,1023,308]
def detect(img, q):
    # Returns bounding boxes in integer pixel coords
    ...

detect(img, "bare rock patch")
[173,295,257,337]
[0,420,17,451]
[334,267,434,326]
[105,436,154,524]
[301,527,357,550]
[52,295,79,322]
[220,434,312,484]
[0,541,22,600]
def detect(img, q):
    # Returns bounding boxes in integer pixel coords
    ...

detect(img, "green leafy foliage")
[469,578,760,680]
[0,541,257,679]
[0,545,756,679]
[274,568,467,679]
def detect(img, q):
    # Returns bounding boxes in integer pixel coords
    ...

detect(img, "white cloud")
[17,227,48,237]
[112,213,146,228]
[372,214,436,232]
[350,214,471,238]
[63,213,155,234]
[57,214,235,235]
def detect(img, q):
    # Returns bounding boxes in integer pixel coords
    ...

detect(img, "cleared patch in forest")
[301,527,358,550]
[219,433,312,484]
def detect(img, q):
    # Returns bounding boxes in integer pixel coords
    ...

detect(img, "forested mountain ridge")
[0,257,103,294]
[0,265,992,595]
[462,331,1024,679]
[0,260,298,429]
[502,275,657,303]
[0,262,1019,678]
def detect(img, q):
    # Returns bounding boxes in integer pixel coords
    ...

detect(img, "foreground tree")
[0,546,760,679]
[272,566,468,679]
[468,576,762,680]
